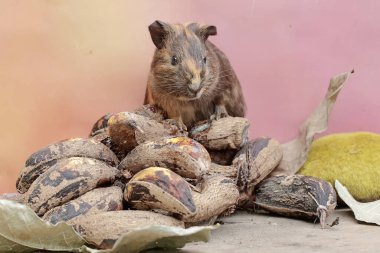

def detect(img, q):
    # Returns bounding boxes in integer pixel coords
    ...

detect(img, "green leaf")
[335,180,380,225]
[82,225,217,253]
[0,199,86,252]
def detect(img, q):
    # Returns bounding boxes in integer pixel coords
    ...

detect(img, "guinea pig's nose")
[189,82,201,93]
[189,72,201,93]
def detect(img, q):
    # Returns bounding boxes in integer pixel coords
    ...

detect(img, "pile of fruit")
[2,104,337,250]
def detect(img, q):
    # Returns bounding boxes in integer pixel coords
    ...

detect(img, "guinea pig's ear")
[195,24,217,41]
[149,20,170,49]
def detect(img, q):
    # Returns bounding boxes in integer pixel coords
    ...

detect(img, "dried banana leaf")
[0,199,215,253]
[335,180,380,225]
[272,70,353,176]
[0,199,85,252]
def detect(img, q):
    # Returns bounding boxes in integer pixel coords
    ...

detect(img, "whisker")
[215,69,234,74]
[206,74,234,83]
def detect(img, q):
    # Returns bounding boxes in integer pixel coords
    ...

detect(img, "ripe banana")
[24,157,120,216]
[124,167,196,217]
[118,136,211,180]
[16,138,119,193]
[43,186,123,224]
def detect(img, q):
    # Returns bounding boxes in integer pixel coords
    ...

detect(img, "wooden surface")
[149,209,379,253]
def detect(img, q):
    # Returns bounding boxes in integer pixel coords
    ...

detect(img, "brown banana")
[206,137,282,197]
[108,112,182,154]
[253,175,337,228]
[90,113,113,137]
[233,137,283,194]
[24,157,120,216]
[71,210,184,249]
[16,138,119,193]
[118,136,211,180]
[90,130,129,161]
[207,163,237,178]
[43,186,123,224]
[89,105,166,137]
[124,167,196,217]
[183,175,240,224]
[133,104,166,122]
[189,117,249,150]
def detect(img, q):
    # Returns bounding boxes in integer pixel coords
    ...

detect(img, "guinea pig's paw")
[211,105,229,121]
[165,118,188,132]
[178,120,188,132]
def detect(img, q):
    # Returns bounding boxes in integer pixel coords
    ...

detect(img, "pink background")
[1,0,379,193]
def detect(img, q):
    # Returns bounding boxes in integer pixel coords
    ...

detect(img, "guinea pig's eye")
[203,57,207,64]
[171,56,178,66]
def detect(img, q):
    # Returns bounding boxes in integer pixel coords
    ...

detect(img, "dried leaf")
[0,199,85,252]
[0,199,215,253]
[271,70,353,176]
[82,225,216,253]
[335,180,380,225]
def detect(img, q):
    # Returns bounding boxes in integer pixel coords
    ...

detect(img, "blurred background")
[1,0,379,193]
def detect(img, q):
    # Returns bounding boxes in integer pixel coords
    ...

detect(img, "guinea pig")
[144,20,246,129]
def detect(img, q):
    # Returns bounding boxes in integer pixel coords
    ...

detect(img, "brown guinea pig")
[144,20,246,129]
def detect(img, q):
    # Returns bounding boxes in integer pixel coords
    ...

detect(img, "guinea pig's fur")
[144,20,246,128]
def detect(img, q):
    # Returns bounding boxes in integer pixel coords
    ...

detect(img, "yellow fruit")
[299,132,380,202]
